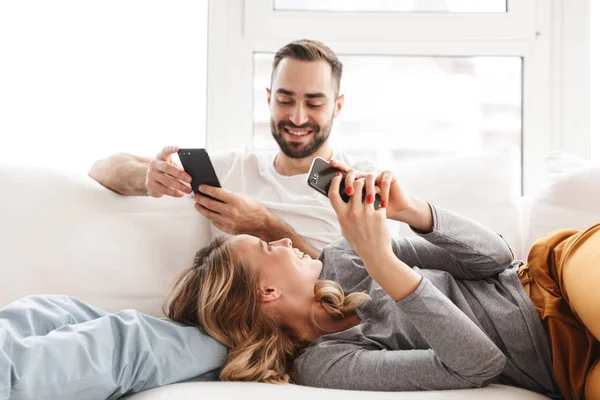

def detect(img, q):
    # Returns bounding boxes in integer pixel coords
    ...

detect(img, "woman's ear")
[260,286,281,303]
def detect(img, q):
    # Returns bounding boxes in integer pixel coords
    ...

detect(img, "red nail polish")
[367,194,374,203]
[346,187,353,195]
[336,172,341,177]
[381,201,387,208]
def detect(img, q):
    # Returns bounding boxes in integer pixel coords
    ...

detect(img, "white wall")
[0,0,593,175]
[0,1,208,173]
[592,0,599,159]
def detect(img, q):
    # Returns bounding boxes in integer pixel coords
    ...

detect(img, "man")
[89,39,377,259]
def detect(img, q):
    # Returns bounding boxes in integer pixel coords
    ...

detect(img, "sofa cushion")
[387,151,522,259]
[124,381,550,399]
[523,152,600,256]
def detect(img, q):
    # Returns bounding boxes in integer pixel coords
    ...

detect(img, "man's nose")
[289,105,308,126]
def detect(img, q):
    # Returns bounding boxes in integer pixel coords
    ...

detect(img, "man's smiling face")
[268,58,343,159]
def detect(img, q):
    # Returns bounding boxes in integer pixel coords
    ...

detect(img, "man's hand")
[193,185,272,236]
[145,146,193,198]
[195,184,321,259]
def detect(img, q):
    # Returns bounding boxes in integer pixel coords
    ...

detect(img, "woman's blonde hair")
[163,236,370,383]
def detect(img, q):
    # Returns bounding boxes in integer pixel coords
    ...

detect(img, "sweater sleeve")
[293,278,506,392]
[391,203,514,280]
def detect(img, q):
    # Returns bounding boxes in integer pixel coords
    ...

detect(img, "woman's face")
[230,235,323,307]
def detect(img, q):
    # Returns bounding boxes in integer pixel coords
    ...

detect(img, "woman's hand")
[328,171,393,263]
[328,160,433,233]
[328,160,411,218]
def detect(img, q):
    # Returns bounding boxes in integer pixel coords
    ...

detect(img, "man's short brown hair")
[271,39,343,96]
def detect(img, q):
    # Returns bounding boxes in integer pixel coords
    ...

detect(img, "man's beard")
[270,116,333,159]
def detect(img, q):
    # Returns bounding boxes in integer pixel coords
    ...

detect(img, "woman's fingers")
[344,169,358,196]
[364,173,378,206]
[330,160,368,198]
[350,178,366,213]
[328,158,351,172]
[329,160,397,210]
[328,172,346,215]
[377,171,395,208]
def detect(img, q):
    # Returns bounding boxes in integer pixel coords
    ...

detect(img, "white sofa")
[1,151,598,400]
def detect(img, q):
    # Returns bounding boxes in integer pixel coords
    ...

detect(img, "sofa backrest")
[0,163,212,316]
[386,151,523,259]
[521,153,600,257]
[0,152,523,315]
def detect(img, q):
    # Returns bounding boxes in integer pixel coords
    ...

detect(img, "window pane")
[273,0,507,13]
[253,53,522,192]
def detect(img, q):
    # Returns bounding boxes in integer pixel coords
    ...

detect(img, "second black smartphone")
[177,148,222,201]
[307,157,381,210]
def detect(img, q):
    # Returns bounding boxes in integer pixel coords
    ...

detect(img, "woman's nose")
[271,238,292,248]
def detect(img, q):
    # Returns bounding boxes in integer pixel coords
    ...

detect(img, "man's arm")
[89,146,192,198]
[89,153,151,196]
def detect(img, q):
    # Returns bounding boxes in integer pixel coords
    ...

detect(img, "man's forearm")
[88,153,150,196]
[255,216,321,259]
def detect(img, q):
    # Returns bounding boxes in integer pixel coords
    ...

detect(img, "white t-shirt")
[209,147,378,250]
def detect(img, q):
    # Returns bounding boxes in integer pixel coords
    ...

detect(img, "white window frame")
[244,0,535,42]
[206,0,589,195]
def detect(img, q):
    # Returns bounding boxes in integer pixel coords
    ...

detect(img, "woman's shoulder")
[292,339,358,386]
[318,238,359,273]
[320,237,356,256]
[318,239,375,292]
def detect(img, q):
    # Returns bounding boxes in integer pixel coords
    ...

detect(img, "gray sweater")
[292,204,561,397]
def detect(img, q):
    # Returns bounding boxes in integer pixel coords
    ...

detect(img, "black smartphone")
[307,157,381,210]
[177,148,222,201]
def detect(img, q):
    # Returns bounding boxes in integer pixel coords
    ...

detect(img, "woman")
[164,160,599,400]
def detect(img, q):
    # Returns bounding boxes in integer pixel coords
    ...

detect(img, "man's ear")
[333,93,344,118]
[266,88,272,108]
[260,286,281,303]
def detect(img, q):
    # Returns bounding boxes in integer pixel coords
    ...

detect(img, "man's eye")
[278,100,292,105]
[307,104,322,109]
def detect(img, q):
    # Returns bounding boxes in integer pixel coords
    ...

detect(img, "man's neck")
[273,145,334,176]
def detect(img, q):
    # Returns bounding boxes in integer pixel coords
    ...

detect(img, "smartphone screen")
[307,157,381,210]
[177,149,222,200]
